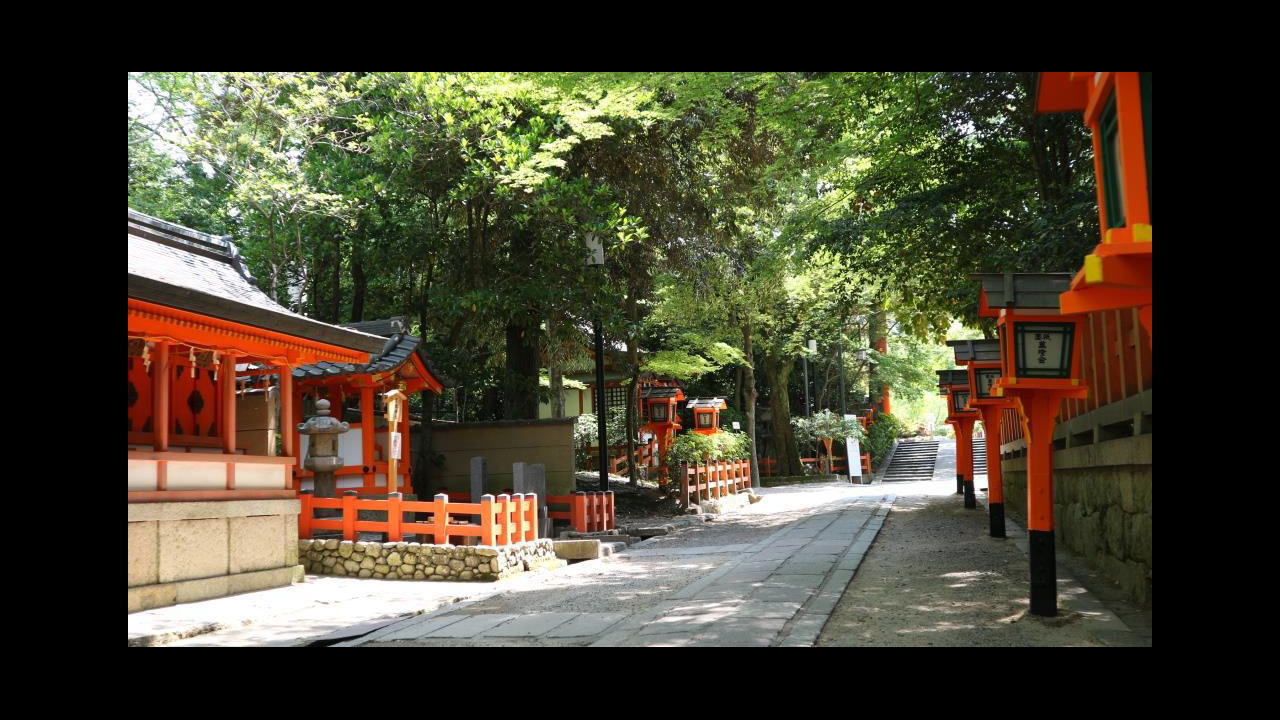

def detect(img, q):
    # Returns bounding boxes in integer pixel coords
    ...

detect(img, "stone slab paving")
[591,495,895,647]
[350,493,895,648]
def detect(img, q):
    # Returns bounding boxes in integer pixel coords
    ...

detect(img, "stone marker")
[514,462,550,538]
[470,456,487,525]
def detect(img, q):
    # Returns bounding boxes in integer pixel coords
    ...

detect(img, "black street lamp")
[586,233,609,492]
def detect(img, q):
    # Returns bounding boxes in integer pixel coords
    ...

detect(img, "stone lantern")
[298,398,350,501]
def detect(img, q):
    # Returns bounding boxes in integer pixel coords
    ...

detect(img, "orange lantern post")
[937,369,978,506]
[974,273,1089,617]
[948,339,1015,538]
[640,385,685,485]
[1036,73,1152,339]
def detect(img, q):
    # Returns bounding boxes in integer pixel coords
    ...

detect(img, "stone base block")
[128,565,302,613]
[554,539,603,560]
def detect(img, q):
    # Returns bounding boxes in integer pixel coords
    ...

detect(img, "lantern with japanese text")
[973,272,1089,617]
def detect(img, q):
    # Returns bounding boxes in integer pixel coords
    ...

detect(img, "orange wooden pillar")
[153,341,170,490]
[977,405,1009,538]
[279,366,295,489]
[361,386,375,490]
[954,417,977,509]
[221,354,238,490]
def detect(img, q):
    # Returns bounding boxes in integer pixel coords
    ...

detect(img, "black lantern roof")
[642,386,683,400]
[936,370,969,387]
[971,272,1073,311]
[686,397,727,409]
[946,339,1002,364]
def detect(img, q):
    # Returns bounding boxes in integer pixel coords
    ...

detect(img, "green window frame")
[651,403,668,421]
[697,412,713,428]
[1100,94,1126,229]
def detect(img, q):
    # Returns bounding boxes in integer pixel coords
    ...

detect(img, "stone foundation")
[129,499,303,613]
[298,538,562,581]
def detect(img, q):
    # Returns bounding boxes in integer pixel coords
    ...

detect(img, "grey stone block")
[424,614,519,638]
[378,614,470,641]
[479,612,578,637]
[545,613,630,638]
[751,585,817,603]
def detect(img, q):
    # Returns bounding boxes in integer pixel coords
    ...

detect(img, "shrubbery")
[668,430,751,465]
[865,412,909,469]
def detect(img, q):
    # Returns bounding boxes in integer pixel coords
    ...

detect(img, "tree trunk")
[329,233,342,323]
[743,322,761,488]
[547,315,565,419]
[764,353,803,477]
[503,321,540,420]
[502,227,540,421]
[350,244,367,323]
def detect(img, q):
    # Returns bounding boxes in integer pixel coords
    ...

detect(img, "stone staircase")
[972,435,988,477]
[881,439,940,483]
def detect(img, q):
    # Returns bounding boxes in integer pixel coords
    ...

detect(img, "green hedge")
[866,412,908,469]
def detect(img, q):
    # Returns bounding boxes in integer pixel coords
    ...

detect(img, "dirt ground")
[817,486,1151,647]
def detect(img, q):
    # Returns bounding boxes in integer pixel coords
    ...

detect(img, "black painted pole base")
[956,473,964,495]
[989,502,1006,538]
[963,480,976,509]
[1029,530,1057,617]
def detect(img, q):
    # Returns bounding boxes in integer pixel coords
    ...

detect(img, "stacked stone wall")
[298,538,559,581]
[1001,434,1151,608]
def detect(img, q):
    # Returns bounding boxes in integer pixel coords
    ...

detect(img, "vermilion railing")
[678,459,751,509]
[425,491,616,534]
[299,491,537,545]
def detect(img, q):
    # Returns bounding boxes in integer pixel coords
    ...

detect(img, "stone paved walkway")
[349,495,893,647]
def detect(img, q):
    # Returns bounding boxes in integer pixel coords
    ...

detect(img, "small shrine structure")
[127,209,385,612]
[289,317,447,497]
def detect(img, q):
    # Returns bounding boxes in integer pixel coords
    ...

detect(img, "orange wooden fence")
[299,490,537,545]
[416,491,615,534]
[549,492,615,533]
[679,459,751,509]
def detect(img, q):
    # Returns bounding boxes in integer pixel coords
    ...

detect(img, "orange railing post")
[605,491,615,530]
[513,493,528,542]
[299,490,313,538]
[571,491,586,532]
[480,494,497,545]
[526,493,538,541]
[342,490,357,541]
[498,494,513,545]
[680,464,690,509]
[433,493,450,544]
[387,492,403,542]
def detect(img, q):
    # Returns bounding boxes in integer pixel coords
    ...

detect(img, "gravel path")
[817,480,1149,647]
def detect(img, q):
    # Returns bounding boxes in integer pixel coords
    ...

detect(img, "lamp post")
[947,339,1011,536]
[937,369,977,502]
[586,233,609,492]
[973,272,1087,617]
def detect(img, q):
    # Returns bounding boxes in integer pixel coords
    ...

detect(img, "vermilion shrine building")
[128,209,387,612]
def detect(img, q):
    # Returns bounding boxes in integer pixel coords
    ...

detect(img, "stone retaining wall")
[298,538,560,581]
[1001,434,1151,608]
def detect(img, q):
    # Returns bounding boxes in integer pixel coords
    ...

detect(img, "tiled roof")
[128,209,385,354]
[642,386,683,399]
[294,323,453,388]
